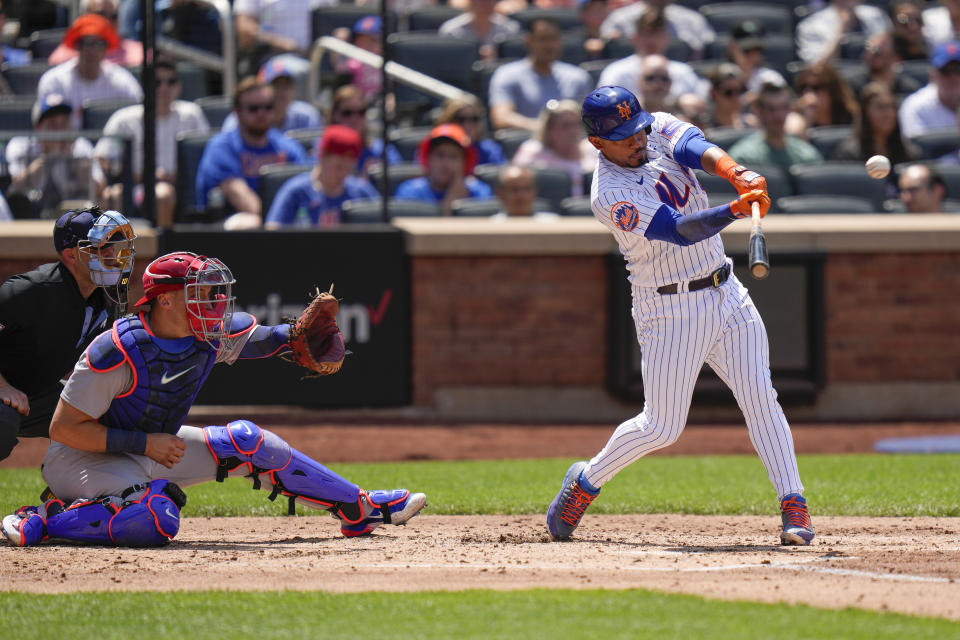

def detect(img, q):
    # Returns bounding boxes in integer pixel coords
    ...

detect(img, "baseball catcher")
[2,252,426,547]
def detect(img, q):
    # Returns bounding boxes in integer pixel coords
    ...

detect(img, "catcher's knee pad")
[203,420,360,515]
[46,479,185,547]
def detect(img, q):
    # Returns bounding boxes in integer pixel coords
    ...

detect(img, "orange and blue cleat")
[780,493,815,545]
[546,461,600,540]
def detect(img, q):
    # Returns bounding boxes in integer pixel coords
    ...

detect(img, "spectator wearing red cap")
[395,124,494,216]
[264,125,380,228]
[36,13,143,129]
[48,0,143,67]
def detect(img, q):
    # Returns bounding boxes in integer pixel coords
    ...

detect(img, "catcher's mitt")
[286,285,345,377]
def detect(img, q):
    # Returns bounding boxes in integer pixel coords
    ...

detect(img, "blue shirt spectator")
[222,56,323,133]
[265,125,380,228]
[394,124,494,215]
[195,78,308,217]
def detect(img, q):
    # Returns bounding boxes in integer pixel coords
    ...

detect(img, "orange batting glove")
[715,155,768,196]
[729,189,770,218]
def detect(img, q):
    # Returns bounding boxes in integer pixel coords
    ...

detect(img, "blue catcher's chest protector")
[87,314,217,434]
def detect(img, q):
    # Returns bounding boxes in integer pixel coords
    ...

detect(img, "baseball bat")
[748,201,770,280]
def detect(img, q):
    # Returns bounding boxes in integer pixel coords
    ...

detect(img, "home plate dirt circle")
[2,514,958,620]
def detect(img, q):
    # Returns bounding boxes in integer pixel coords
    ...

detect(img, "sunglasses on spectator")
[156,77,180,86]
[720,86,746,97]
[78,36,107,49]
[455,114,482,124]
[244,102,275,113]
[337,108,366,117]
[895,13,921,26]
[643,74,670,83]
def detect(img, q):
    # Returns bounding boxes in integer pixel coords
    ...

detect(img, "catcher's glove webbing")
[285,285,346,377]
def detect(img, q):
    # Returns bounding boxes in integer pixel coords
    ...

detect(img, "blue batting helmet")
[581,86,655,141]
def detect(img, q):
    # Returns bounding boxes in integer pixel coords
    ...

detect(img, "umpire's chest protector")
[88,314,217,434]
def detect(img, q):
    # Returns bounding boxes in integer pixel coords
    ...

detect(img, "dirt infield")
[3,420,959,620]
[2,515,958,620]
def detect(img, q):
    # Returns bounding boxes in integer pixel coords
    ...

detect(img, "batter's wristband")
[105,428,147,455]
[714,155,739,183]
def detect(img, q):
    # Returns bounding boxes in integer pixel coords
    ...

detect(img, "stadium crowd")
[2,0,960,226]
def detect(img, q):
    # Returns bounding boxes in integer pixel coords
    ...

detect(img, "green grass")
[2,454,958,518]
[1,589,957,639]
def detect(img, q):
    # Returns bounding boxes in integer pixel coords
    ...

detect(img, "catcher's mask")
[78,209,136,313]
[136,252,236,351]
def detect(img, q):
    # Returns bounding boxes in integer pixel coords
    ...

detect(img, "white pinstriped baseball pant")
[581,271,805,501]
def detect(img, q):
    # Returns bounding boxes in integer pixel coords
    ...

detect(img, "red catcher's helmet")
[135,252,236,346]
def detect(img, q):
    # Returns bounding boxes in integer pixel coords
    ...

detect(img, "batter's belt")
[657,263,730,295]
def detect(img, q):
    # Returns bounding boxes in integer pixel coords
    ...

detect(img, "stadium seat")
[885,198,960,213]
[82,98,138,131]
[508,8,583,31]
[776,194,876,214]
[0,96,37,130]
[258,163,312,214]
[909,129,960,161]
[2,63,51,95]
[175,130,217,222]
[898,60,932,87]
[408,6,464,31]
[492,128,532,160]
[343,198,441,220]
[603,37,689,63]
[450,198,501,216]
[312,6,397,40]
[704,126,759,151]
[387,33,480,109]
[807,125,854,160]
[791,163,888,208]
[128,62,207,101]
[560,196,592,216]
[195,95,233,129]
[389,126,433,162]
[29,28,66,59]
[699,3,793,36]
[694,164,791,211]
[285,128,323,155]
[368,162,425,197]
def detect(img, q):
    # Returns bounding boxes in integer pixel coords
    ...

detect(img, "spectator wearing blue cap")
[0,206,136,462]
[222,56,323,133]
[332,16,384,101]
[899,41,960,138]
[5,94,106,219]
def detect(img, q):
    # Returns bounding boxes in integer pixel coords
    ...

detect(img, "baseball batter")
[546,86,814,546]
[2,252,426,547]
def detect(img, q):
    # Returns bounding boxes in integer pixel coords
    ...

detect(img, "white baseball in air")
[865,155,891,179]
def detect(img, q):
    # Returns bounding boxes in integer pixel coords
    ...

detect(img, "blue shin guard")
[45,479,185,547]
[203,420,363,519]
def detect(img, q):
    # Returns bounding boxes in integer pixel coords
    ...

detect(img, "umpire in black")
[0,206,136,461]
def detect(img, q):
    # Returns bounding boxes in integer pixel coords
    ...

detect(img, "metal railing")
[308,36,476,104]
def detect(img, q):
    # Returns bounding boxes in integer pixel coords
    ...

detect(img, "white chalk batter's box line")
[367,556,954,584]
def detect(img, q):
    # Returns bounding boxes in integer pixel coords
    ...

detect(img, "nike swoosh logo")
[242,424,252,436]
[636,178,644,185]
[165,507,177,519]
[161,365,197,385]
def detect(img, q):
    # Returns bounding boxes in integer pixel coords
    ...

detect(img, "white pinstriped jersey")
[590,112,726,289]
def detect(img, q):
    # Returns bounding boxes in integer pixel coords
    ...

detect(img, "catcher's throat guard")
[203,420,366,519]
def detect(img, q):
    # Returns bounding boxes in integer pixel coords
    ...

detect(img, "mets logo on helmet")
[610,201,639,231]
[617,101,632,120]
